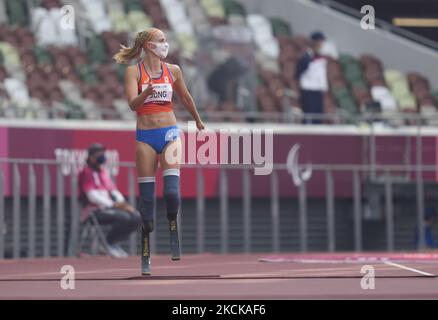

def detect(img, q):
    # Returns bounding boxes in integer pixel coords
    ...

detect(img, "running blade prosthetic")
[141,227,151,275]
[169,219,181,261]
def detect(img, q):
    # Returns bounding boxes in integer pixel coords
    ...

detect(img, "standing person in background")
[295,31,328,124]
[79,143,142,258]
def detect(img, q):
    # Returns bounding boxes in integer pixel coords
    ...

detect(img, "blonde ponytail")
[113,28,160,64]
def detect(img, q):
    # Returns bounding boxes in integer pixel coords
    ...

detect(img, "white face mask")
[148,42,169,59]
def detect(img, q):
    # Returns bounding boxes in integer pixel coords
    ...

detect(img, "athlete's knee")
[138,176,156,228]
[163,169,180,220]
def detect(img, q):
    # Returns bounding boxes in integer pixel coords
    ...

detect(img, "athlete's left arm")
[169,64,205,130]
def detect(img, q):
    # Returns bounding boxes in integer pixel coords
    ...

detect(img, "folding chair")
[76,206,111,257]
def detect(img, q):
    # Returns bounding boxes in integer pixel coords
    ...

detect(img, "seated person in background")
[79,143,142,258]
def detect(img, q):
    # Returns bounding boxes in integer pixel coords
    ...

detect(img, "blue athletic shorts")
[136,125,180,154]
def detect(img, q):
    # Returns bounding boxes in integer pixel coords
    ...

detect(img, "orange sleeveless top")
[136,61,174,116]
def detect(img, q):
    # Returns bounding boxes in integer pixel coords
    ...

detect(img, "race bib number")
[143,83,173,103]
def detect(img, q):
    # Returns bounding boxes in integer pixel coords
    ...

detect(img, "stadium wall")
[2,120,438,256]
[0,119,437,198]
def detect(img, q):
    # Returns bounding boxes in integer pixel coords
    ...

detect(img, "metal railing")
[0,157,435,259]
[5,106,438,126]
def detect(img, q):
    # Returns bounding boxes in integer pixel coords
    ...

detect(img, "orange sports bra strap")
[141,61,148,79]
[164,63,174,85]
[137,62,142,86]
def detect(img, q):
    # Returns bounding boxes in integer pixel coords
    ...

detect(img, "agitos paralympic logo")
[286,144,312,186]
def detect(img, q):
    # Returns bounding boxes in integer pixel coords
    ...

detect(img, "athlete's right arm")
[125,65,154,111]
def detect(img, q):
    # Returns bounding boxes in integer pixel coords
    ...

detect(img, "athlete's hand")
[196,119,205,131]
[142,79,155,98]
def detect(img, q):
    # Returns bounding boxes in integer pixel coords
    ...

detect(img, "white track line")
[383,261,435,277]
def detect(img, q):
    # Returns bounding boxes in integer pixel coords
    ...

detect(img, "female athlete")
[114,27,205,275]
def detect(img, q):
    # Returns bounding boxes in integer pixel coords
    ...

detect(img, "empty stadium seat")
[0,41,20,68]
[4,77,30,107]
[398,94,417,112]
[0,0,7,24]
[223,0,245,17]
[41,0,61,9]
[175,33,198,58]
[247,14,279,59]
[109,11,131,33]
[32,8,57,46]
[106,0,124,13]
[270,17,291,37]
[339,55,365,87]
[5,0,29,26]
[201,0,225,19]
[80,0,112,33]
[128,10,152,32]
[87,35,108,63]
[124,0,144,12]
[331,87,356,114]
[384,69,418,111]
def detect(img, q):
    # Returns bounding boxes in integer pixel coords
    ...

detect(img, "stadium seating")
[0,0,436,124]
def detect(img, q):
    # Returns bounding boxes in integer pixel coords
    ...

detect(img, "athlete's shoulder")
[166,63,182,76]
[125,64,139,74]
[165,63,182,82]
[125,64,141,81]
